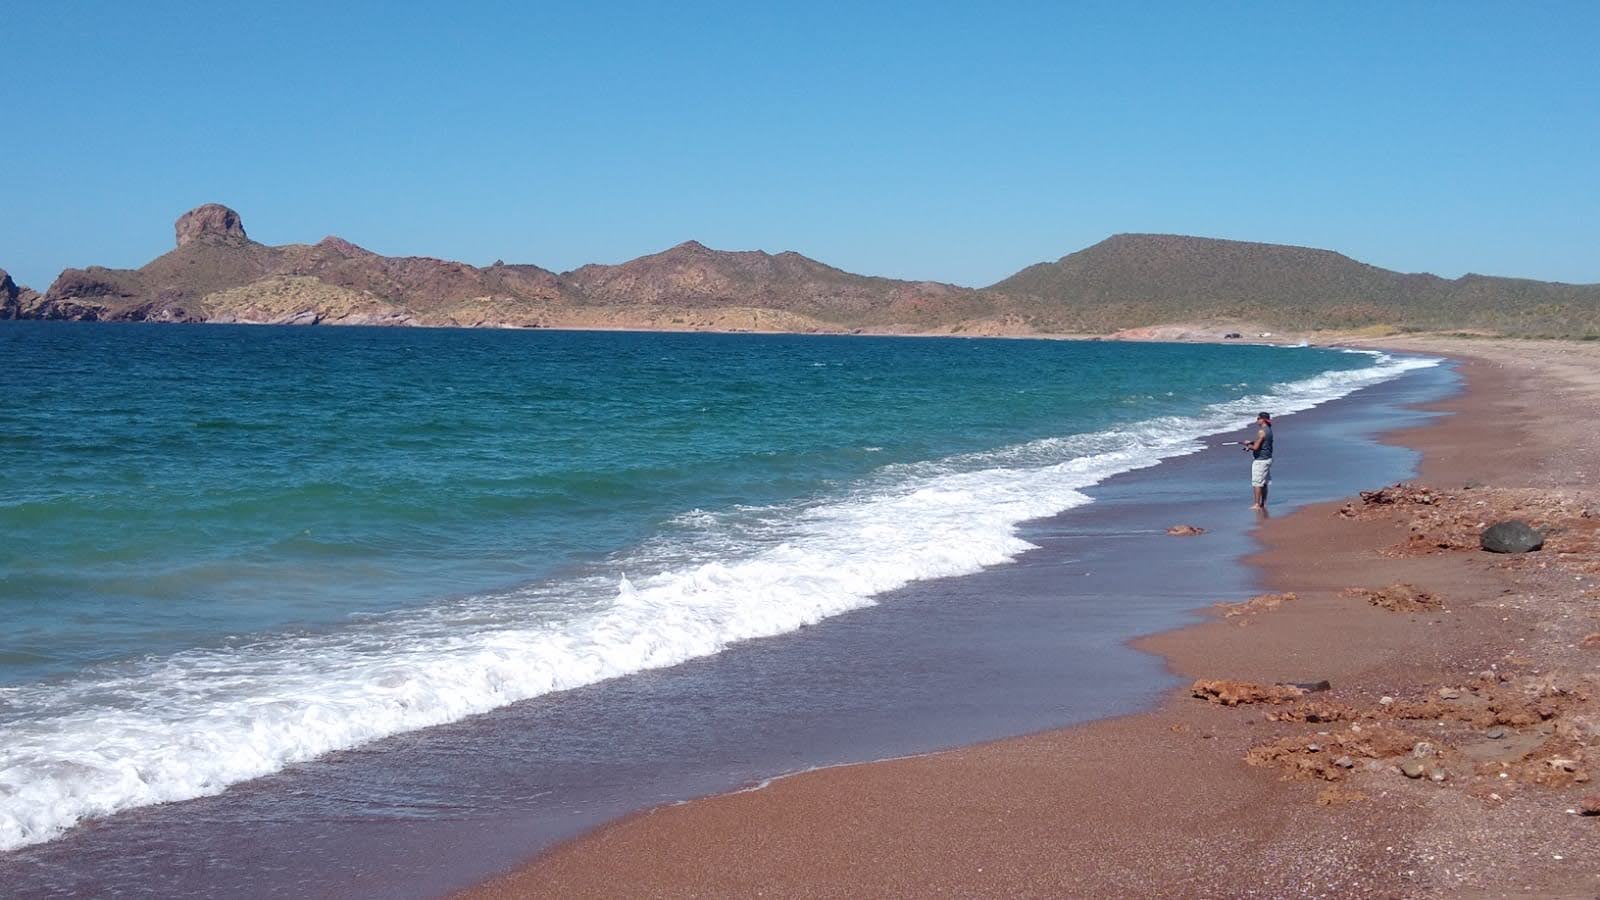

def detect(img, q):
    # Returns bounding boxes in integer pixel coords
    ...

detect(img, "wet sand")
[468,340,1600,898]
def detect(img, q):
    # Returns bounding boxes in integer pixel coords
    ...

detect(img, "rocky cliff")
[0,269,43,319]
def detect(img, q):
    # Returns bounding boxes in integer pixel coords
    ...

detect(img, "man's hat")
[1257,411,1271,420]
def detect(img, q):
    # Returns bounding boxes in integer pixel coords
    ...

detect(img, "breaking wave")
[0,351,1439,851]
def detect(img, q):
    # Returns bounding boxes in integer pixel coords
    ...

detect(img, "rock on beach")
[1480,520,1544,553]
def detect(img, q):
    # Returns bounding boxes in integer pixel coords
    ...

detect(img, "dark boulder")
[1480,520,1543,554]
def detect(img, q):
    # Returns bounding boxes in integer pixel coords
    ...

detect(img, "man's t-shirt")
[1252,424,1273,460]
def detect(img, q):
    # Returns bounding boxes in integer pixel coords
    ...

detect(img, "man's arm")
[1243,426,1265,452]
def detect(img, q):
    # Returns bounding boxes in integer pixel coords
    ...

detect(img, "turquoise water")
[0,322,1434,850]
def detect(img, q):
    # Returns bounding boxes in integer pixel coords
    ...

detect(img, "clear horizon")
[3,1,1596,291]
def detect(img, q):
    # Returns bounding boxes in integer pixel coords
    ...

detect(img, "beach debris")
[1359,484,1439,506]
[1345,583,1443,612]
[1481,520,1545,554]
[1216,591,1295,618]
[1166,524,1207,536]
[1191,679,1305,705]
[1334,482,1594,562]
[1384,676,1586,728]
[1247,725,1421,781]
[1263,699,1358,723]
[1315,785,1366,805]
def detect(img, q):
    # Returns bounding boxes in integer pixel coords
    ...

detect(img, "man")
[1241,412,1273,510]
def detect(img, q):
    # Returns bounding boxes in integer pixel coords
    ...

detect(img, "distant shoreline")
[0,313,1425,349]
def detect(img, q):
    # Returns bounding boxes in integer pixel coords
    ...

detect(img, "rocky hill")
[564,240,993,329]
[4,206,1598,337]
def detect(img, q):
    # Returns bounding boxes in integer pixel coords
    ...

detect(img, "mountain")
[991,233,1600,336]
[6,207,1598,337]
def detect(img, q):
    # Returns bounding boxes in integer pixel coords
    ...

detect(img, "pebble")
[1438,687,1462,700]
[1580,794,1600,816]
[1412,742,1435,758]
[1400,760,1427,779]
[1428,767,1448,783]
[1379,695,1395,705]
[1334,755,1356,769]
[1486,726,1508,740]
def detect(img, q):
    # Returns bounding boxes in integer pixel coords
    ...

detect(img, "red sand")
[465,340,1600,898]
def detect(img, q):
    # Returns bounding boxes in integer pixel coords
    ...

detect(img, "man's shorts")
[1251,459,1273,487]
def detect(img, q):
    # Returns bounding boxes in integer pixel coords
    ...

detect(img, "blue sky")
[2,1,1596,289]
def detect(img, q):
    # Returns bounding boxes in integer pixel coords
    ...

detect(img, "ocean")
[0,323,1440,880]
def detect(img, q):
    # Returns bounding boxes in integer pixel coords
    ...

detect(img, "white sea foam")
[0,351,1441,851]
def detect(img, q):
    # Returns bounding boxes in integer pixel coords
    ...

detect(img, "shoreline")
[0,336,1440,898]
[465,339,1600,898]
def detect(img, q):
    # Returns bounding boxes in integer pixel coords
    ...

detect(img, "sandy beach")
[465,338,1600,899]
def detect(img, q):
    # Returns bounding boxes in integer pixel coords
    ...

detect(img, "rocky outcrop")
[175,203,248,246]
[0,269,43,319]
